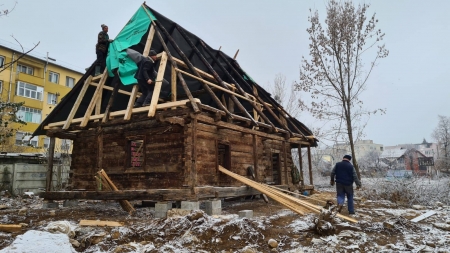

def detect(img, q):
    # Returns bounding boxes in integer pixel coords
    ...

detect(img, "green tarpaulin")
[106,6,155,85]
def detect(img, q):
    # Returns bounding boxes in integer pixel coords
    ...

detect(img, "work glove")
[356,184,362,190]
[330,180,335,186]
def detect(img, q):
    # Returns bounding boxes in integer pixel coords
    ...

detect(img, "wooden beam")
[45,99,199,128]
[89,82,141,97]
[253,134,257,179]
[143,24,156,56]
[0,224,22,233]
[191,115,198,188]
[63,76,93,129]
[81,69,108,127]
[233,49,240,59]
[283,141,288,185]
[148,51,168,117]
[46,137,55,191]
[80,220,123,227]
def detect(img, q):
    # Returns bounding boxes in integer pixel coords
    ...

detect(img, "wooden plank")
[95,85,102,121]
[298,144,304,186]
[143,24,156,56]
[89,82,140,97]
[411,210,437,222]
[46,137,55,191]
[63,76,93,129]
[102,75,121,123]
[0,224,22,233]
[81,69,108,127]
[253,134,257,179]
[148,51,168,117]
[79,220,123,227]
[171,64,177,103]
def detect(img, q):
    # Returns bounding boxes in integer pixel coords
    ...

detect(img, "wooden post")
[253,134,257,179]
[97,128,103,170]
[148,51,168,117]
[191,115,197,189]
[63,76,93,129]
[307,146,313,185]
[283,141,288,185]
[298,144,304,186]
[46,137,55,192]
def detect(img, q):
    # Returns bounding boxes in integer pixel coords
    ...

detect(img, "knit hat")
[149,50,157,56]
[101,24,107,29]
[343,154,352,160]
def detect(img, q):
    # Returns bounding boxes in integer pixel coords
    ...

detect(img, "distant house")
[379,148,434,176]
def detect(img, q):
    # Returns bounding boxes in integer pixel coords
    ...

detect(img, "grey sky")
[1,0,449,146]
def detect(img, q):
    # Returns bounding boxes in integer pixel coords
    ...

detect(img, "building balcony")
[16,73,44,86]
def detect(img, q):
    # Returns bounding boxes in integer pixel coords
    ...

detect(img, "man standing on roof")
[95,24,112,76]
[330,154,362,215]
[133,50,158,107]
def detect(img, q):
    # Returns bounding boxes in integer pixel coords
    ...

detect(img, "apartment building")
[0,42,83,152]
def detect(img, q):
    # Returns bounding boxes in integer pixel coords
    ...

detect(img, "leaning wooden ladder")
[218,165,357,223]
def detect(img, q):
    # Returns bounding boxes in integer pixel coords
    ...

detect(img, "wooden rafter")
[175,25,258,126]
[80,69,108,127]
[63,75,93,129]
[148,51,168,117]
[153,20,231,118]
[141,6,200,114]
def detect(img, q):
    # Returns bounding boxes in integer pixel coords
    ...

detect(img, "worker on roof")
[330,154,362,215]
[95,24,112,76]
[133,50,159,107]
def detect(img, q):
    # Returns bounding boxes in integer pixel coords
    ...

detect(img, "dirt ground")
[1,189,449,252]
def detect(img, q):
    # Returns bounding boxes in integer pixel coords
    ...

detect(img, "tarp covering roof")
[33,4,316,144]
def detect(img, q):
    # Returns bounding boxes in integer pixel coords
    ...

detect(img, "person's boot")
[337,204,343,213]
[94,66,101,76]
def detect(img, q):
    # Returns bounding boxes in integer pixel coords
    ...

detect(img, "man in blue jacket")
[330,155,361,214]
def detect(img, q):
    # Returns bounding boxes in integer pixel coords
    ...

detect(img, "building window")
[15,132,38,147]
[48,71,59,84]
[60,139,71,151]
[17,106,42,124]
[129,139,144,168]
[43,137,50,149]
[16,81,43,100]
[17,64,34,75]
[0,56,5,68]
[47,92,57,105]
[66,77,75,88]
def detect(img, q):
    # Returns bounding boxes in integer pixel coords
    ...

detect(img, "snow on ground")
[0,230,76,253]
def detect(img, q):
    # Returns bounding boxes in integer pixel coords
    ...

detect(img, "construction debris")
[79,220,124,227]
[0,224,22,233]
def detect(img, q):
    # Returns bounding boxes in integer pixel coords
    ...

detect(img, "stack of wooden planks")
[95,169,135,215]
[218,165,357,223]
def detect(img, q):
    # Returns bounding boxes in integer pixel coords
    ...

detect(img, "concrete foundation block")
[154,202,172,218]
[239,210,253,219]
[63,200,78,207]
[43,202,59,209]
[205,200,222,215]
[181,201,200,211]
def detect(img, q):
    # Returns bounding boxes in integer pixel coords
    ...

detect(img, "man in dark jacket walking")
[330,155,361,214]
[95,24,112,75]
[133,50,158,107]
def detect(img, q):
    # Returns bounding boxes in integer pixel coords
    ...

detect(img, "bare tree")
[271,73,301,119]
[0,1,40,73]
[296,0,388,180]
[432,115,450,172]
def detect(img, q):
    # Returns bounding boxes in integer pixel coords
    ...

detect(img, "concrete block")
[205,200,222,215]
[63,200,78,207]
[239,210,253,219]
[154,202,172,218]
[181,201,200,210]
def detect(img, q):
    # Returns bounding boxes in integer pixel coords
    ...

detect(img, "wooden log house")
[34,3,318,202]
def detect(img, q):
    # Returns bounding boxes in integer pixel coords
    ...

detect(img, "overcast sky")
[1,0,449,146]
